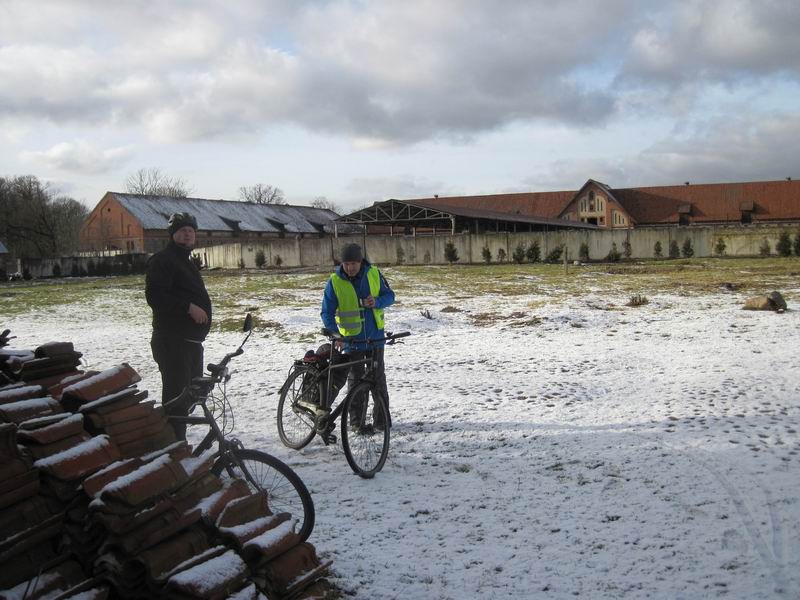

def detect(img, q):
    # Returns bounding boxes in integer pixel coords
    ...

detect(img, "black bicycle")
[277,328,409,478]
[165,314,315,540]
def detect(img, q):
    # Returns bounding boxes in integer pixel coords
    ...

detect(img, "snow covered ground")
[4,264,800,599]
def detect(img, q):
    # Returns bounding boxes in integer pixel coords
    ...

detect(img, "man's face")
[342,260,361,277]
[172,226,196,249]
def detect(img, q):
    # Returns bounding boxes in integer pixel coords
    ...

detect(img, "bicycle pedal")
[322,433,337,445]
[297,399,322,412]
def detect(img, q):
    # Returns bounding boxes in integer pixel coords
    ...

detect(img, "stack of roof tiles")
[0,337,331,599]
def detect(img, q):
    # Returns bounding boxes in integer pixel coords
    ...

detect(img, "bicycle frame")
[290,330,407,435]
[169,390,231,457]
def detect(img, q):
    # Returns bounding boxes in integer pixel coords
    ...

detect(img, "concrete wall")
[193,223,799,269]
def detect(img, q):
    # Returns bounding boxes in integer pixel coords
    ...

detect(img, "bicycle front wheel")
[212,448,315,542]
[277,367,318,450]
[341,382,390,479]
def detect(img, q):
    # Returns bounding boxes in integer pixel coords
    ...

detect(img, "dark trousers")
[151,333,203,440]
[329,347,390,426]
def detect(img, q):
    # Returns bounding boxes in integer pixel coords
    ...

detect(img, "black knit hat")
[168,212,198,236]
[341,243,363,262]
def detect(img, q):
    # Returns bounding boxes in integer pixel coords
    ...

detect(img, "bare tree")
[0,175,87,258]
[239,184,285,205]
[310,196,341,213]
[124,167,193,197]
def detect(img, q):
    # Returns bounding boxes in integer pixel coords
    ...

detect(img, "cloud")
[1,0,798,152]
[621,0,800,85]
[343,175,459,208]
[0,0,628,144]
[524,111,800,189]
[21,140,134,175]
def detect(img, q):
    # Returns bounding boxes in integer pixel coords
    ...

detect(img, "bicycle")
[276,327,410,478]
[165,314,315,541]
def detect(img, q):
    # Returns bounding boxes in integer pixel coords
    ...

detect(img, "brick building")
[80,193,349,253]
[352,178,800,232]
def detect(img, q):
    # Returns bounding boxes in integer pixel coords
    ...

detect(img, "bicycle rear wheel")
[212,448,315,542]
[341,382,390,479]
[277,367,318,450]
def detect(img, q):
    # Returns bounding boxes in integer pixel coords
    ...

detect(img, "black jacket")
[145,241,212,341]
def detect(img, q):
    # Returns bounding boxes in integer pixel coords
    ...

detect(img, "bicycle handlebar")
[205,314,252,379]
[320,327,410,345]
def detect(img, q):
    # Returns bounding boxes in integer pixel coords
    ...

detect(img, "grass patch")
[626,294,650,307]
[3,258,796,325]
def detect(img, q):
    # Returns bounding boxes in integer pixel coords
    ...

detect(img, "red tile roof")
[401,179,800,226]
[405,190,575,219]
[611,179,800,225]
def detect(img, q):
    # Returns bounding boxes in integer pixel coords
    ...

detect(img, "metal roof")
[109,193,350,234]
[408,199,598,228]
[337,198,597,229]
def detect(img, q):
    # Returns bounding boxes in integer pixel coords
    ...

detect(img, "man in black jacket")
[145,212,211,439]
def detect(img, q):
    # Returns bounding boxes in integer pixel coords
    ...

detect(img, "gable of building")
[80,194,144,251]
[558,179,635,228]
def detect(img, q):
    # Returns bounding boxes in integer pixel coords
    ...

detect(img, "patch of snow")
[62,364,138,395]
[98,453,173,495]
[33,435,112,469]
[167,548,246,593]
[7,273,800,599]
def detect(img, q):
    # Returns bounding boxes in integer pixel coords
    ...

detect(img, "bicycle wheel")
[277,367,318,450]
[341,382,390,479]
[212,448,315,542]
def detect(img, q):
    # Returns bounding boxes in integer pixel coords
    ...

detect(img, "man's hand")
[361,295,376,308]
[188,303,209,324]
[334,340,345,351]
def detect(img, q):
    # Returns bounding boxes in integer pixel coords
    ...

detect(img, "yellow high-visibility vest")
[330,266,384,336]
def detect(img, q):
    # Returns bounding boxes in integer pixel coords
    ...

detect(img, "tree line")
[125,167,340,211]
[0,175,87,260]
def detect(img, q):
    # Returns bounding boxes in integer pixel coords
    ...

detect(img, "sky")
[1,0,799,212]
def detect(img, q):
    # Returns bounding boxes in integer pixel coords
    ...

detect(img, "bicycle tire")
[341,381,390,478]
[276,367,318,450]
[212,448,315,542]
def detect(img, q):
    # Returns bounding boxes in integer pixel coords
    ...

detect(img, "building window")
[599,216,605,225]
[589,191,595,201]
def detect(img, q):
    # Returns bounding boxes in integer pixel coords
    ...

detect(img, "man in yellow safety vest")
[320,243,395,427]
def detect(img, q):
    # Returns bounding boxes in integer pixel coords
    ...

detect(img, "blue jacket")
[321,260,395,351]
